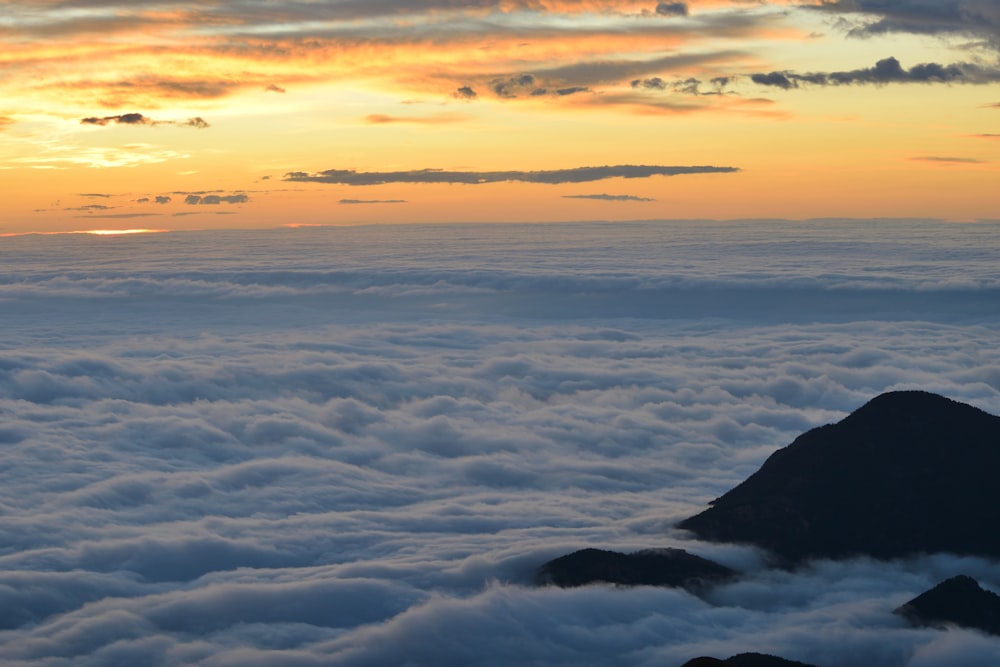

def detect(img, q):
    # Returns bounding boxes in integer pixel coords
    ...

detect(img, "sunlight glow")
[83,228,170,235]
[0,228,170,237]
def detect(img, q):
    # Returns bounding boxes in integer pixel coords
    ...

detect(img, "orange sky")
[2,0,998,232]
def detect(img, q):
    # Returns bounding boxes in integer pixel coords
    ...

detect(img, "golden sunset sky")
[2,0,998,232]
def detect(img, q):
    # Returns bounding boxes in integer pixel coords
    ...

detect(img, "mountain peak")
[895,575,1000,636]
[846,390,989,423]
[679,391,1000,564]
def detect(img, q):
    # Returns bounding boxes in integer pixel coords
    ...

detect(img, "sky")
[1,220,1000,665]
[2,0,1000,233]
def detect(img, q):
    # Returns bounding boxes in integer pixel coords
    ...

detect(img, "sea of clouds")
[1,220,999,666]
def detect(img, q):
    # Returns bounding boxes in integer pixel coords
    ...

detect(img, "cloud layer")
[1,220,999,665]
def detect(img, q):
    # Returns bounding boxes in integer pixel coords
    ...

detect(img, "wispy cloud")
[909,155,989,164]
[364,113,471,125]
[64,204,114,212]
[71,212,165,219]
[340,199,408,204]
[563,194,656,201]
[285,164,739,185]
[11,144,190,169]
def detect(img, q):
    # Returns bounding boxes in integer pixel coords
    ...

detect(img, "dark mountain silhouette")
[536,547,734,593]
[895,574,1000,636]
[725,655,817,667]
[681,653,818,667]
[679,391,1000,564]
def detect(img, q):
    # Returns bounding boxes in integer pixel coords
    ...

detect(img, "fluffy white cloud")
[0,220,998,665]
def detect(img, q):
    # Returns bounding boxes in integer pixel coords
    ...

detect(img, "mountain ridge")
[678,391,1000,564]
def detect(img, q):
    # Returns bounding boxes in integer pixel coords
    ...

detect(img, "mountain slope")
[679,391,1000,563]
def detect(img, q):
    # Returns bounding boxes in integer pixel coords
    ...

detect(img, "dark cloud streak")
[184,194,249,205]
[284,164,739,186]
[80,113,210,128]
[909,155,988,164]
[751,56,1000,88]
[563,194,655,202]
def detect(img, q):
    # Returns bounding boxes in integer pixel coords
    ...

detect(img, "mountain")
[724,655,818,667]
[895,575,1000,636]
[536,547,734,593]
[679,391,1000,564]
[681,653,818,667]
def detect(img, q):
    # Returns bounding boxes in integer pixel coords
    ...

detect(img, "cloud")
[285,164,739,185]
[909,155,988,164]
[364,113,471,124]
[81,113,152,126]
[64,204,114,212]
[813,0,1000,42]
[526,50,748,89]
[72,213,165,219]
[1,221,1000,665]
[492,73,537,98]
[0,2,787,118]
[631,76,731,96]
[479,79,590,99]
[340,199,408,204]
[563,194,656,201]
[450,48,750,107]
[657,2,689,17]
[750,56,1000,88]
[632,77,669,90]
[184,193,249,205]
[80,113,210,128]
[750,71,796,89]
[155,196,172,204]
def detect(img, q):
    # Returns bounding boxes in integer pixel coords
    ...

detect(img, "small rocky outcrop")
[679,391,1000,564]
[536,547,734,593]
[895,574,1000,636]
